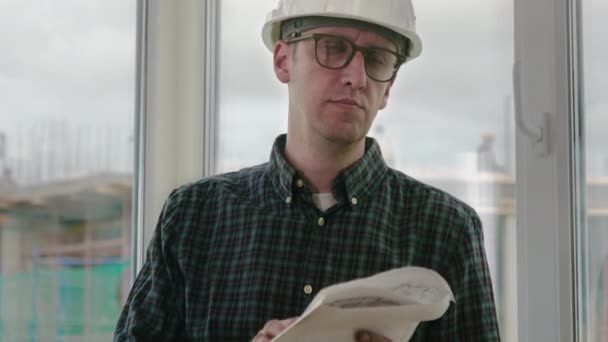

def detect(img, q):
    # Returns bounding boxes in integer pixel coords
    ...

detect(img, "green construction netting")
[0,261,128,341]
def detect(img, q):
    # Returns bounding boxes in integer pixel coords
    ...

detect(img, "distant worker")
[476,131,505,173]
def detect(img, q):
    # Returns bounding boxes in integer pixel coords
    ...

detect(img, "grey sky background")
[0,0,135,125]
[0,0,604,177]
[0,0,135,181]
[582,0,608,176]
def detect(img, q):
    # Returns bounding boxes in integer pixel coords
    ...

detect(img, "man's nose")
[341,51,367,89]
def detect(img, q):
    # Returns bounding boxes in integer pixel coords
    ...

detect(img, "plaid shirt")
[115,135,500,341]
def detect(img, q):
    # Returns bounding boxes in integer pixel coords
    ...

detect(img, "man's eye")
[367,52,388,65]
[321,40,348,53]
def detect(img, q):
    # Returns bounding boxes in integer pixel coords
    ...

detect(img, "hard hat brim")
[261,12,422,62]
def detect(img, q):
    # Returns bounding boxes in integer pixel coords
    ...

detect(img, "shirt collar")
[267,134,388,206]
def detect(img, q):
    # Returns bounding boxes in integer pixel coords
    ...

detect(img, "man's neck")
[284,133,365,193]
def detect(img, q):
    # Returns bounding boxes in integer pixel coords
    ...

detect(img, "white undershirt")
[312,192,338,211]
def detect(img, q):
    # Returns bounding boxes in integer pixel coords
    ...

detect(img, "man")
[115,0,500,341]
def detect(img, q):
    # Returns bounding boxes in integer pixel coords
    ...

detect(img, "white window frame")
[514,0,581,340]
[135,0,586,340]
[133,0,217,274]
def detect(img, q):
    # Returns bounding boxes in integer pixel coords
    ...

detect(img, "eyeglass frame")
[284,33,408,82]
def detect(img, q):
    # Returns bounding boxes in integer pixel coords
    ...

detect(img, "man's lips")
[329,99,364,110]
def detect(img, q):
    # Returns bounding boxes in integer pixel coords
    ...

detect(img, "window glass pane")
[218,1,516,340]
[0,1,135,340]
[580,0,608,339]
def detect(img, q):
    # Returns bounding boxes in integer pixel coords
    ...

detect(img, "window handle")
[513,59,551,157]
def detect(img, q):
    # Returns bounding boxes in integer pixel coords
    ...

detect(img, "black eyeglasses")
[285,33,407,82]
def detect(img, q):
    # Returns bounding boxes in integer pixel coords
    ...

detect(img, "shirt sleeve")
[114,189,185,341]
[420,209,501,341]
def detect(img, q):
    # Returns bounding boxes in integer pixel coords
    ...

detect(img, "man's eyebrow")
[316,32,397,51]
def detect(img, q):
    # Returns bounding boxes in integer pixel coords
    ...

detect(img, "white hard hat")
[261,0,422,62]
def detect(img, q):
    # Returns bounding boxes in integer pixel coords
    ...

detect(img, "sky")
[0,0,136,183]
[0,0,135,125]
[0,0,606,180]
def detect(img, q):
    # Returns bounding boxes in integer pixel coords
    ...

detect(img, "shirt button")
[296,179,304,188]
[351,197,358,205]
[285,196,292,204]
[318,217,325,226]
[303,285,313,295]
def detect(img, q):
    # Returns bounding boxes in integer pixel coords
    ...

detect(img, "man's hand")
[355,330,392,342]
[252,320,392,342]
[251,317,298,341]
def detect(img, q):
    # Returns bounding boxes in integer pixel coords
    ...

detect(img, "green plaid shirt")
[115,135,500,341]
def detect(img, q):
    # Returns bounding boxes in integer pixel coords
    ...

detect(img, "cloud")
[0,0,135,124]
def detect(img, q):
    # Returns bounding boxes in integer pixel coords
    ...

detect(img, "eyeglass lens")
[315,35,398,81]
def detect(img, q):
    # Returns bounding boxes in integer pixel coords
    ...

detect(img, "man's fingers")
[251,330,271,342]
[355,330,392,342]
[258,317,298,338]
[280,317,298,327]
[261,319,285,336]
[255,322,389,341]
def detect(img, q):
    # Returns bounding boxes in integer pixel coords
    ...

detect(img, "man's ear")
[379,78,395,110]
[273,40,290,84]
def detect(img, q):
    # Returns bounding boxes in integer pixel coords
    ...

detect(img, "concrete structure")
[0,172,131,341]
